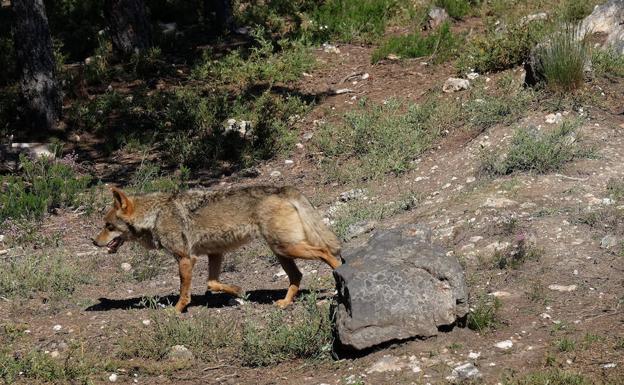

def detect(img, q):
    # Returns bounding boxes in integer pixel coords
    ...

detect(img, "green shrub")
[504,370,590,385]
[240,292,332,366]
[129,160,189,193]
[314,98,459,182]
[118,308,235,361]
[533,25,588,92]
[467,295,502,332]
[558,0,594,22]
[310,0,397,43]
[0,155,92,222]
[458,21,548,73]
[0,253,90,299]
[592,49,624,78]
[371,22,461,63]
[480,120,587,176]
[435,0,473,19]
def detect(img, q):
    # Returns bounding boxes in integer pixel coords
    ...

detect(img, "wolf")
[92,185,341,312]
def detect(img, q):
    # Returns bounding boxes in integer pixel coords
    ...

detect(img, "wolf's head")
[92,187,135,253]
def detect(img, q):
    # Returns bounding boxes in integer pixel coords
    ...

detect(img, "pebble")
[548,284,577,292]
[494,340,513,350]
[270,171,282,178]
[468,351,481,359]
[367,355,404,373]
[53,324,62,332]
[142,319,151,326]
[451,362,481,379]
[120,262,132,272]
[109,373,118,382]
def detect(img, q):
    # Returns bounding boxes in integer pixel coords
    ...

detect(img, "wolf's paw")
[275,299,293,309]
[174,299,190,313]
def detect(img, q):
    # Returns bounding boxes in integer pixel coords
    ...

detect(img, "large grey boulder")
[333,224,469,351]
[580,0,624,54]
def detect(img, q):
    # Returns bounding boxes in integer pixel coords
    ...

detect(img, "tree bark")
[104,0,151,57]
[204,0,235,34]
[12,0,62,135]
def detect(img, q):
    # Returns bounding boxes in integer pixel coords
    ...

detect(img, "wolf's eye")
[106,223,115,231]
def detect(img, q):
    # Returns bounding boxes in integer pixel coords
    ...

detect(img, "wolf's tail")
[286,189,341,257]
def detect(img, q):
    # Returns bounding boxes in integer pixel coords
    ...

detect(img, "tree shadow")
[84,288,326,312]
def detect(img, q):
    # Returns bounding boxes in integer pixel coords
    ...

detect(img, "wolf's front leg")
[175,254,197,312]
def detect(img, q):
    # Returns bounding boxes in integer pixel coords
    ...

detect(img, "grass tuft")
[435,0,474,20]
[467,295,502,332]
[504,369,590,385]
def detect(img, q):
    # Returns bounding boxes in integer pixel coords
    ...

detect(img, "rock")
[520,12,548,26]
[322,43,341,54]
[579,0,624,54]
[284,159,294,165]
[602,363,617,368]
[428,6,449,29]
[11,142,55,159]
[339,189,367,202]
[120,262,132,272]
[167,345,194,361]
[386,53,400,60]
[494,340,513,350]
[443,77,470,93]
[600,234,618,249]
[466,72,479,80]
[489,290,511,298]
[157,22,177,36]
[334,224,469,351]
[50,350,60,358]
[142,319,151,326]
[545,113,563,124]
[468,351,481,359]
[0,234,4,243]
[53,324,62,332]
[466,176,476,183]
[344,220,376,240]
[109,373,118,382]
[548,284,577,292]
[452,362,481,380]
[270,171,281,178]
[366,355,405,373]
[482,197,517,208]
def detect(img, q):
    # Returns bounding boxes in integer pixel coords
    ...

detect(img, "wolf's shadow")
[84,289,316,311]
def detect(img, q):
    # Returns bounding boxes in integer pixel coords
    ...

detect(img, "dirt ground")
[2,40,624,384]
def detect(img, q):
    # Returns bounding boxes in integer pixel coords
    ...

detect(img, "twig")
[554,173,589,181]
[202,364,234,371]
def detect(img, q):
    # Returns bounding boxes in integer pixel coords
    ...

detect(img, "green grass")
[371,22,461,63]
[0,155,92,222]
[0,347,94,384]
[532,25,588,92]
[494,238,542,269]
[129,160,190,194]
[467,295,502,332]
[592,49,624,78]
[313,98,458,182]
[555,337,577,352]
[458,20,549,73]
[0,253,90,300]
[435,0,474,19]
[240,292,332,366]
[311,0,398,43]
[118,308,235,362]
[504,370,590,385]
[480,120,587,176]
[557,0,594,22]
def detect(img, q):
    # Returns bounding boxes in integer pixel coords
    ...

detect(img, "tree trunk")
[104,0,151,57]
[204,0,234,34]
[12,0,61,136]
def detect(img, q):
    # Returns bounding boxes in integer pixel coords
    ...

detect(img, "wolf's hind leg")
[206,253,243,297]
[175,254,197,313]
[274,255,303,309]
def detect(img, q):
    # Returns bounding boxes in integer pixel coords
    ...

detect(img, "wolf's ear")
[111,187,134,215]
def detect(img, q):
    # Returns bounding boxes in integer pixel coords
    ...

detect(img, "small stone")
[270,171,282,178]
[548,284,577,292]
[295,143,304,149]
[284,159,294,165]
[386,54,400,60]
[322,43,340,54]
[142,319,151,326]
[483,197,517,208]
[494,340,513,350]
[452,362,481,380]
[545,113,563,124]
[466,72,479,80]
[0,234,4,243]
[469,236,483,243]
[50,350,60,358]
[339,189,367,202]
[273,268,287,279]
[109,373,118,382]
[366,355,405,373]
[427,6,449,29]
[468,351,481,360]
[540,313,551,319]
[167,345,194,361]
[602,363,617,369]
[466,176,476,183]
[489,291,511,298]
[53,324,62,332]
[120,262,132,272]
[228,297,245,306]
[443,77,470,93]
[361,73,370,80]
[600,234,618,249]
[344,220,376,240]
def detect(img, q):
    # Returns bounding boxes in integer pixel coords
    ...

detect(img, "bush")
[467,295,502,332]
[504,370,590,385]
[314,98,458,182]
[479,120,587,176]
[592,49,624,78]
[435,0,473,20]
[240,292,332,366]
[0,155,92,222]
[311,0,398,43]
[371,22,461,63]
[532,25,588,92]
[458,21,548,73]
[558,0,594,22]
